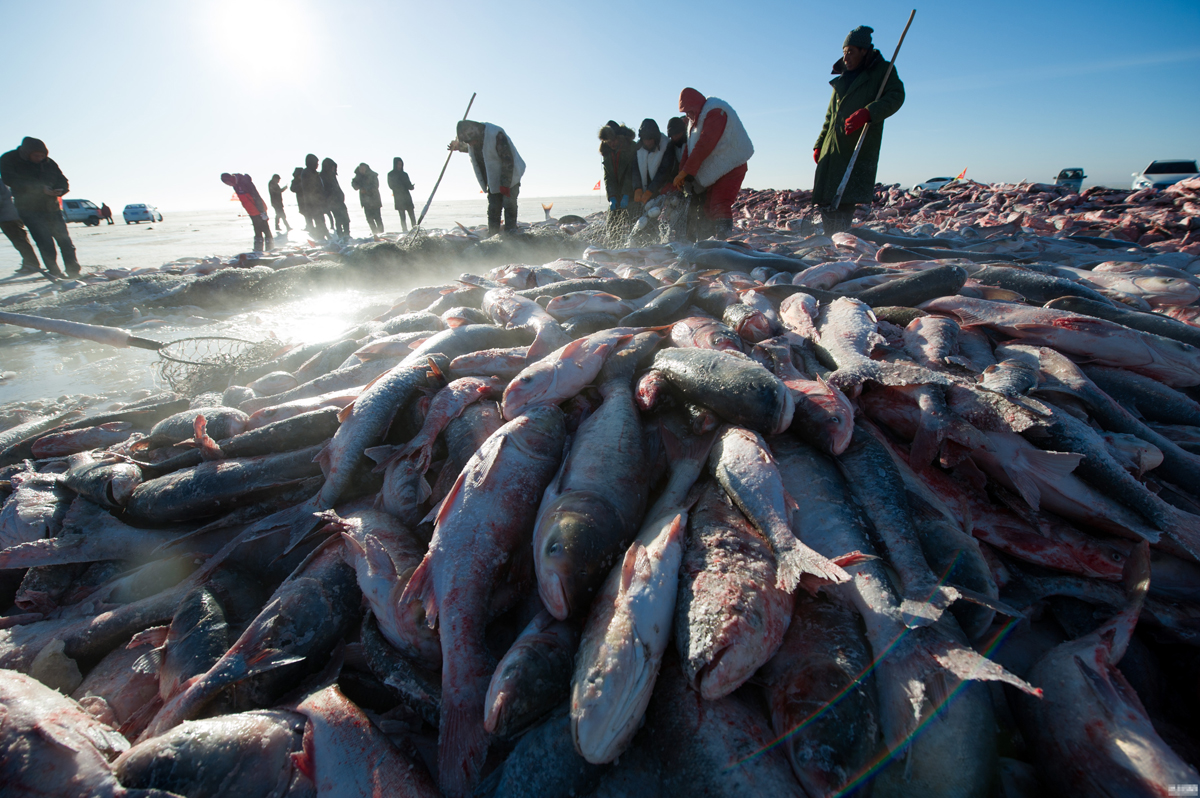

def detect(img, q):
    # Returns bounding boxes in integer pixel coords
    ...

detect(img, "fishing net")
[155,336,278,396]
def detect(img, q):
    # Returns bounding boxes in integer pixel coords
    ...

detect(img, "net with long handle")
[154,336,279,395]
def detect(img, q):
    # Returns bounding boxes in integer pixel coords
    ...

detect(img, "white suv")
[61,199,101,225]
[1132,160,1198,191]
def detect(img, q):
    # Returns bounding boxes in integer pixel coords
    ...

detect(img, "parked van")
[1054,168,1085,193]
[61,199,101,225]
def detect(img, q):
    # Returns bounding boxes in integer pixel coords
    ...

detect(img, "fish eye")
[831,416,841,424]
[549,541,562,555]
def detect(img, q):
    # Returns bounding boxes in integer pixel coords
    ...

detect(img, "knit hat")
[666,116,687,138]
[638,118,661,141]
[844,25,873,49]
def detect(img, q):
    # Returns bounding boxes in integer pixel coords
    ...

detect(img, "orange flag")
[955,168,968,180]
[593,180,601,190]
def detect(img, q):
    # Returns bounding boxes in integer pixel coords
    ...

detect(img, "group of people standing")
[596,84,756,242]
[223,155,417,251]
[2,25,903,272]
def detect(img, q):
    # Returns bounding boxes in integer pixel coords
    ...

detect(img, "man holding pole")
[448,119,525,237]
[812,25,906,234]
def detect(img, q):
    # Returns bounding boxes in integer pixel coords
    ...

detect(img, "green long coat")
[812,49,905,207]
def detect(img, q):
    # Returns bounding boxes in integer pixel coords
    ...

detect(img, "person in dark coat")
[387,157,416,232]
[321,158,350,238]
[599,121,636,240]
[632,118,679,203]
[99,203,113,225]
[299,154,329,239]
[0,137,80,278]
[0,179,40,275]
[352,163,384,236]
[268,174,291,233]
[221,172,273,252]
[812,25,905,234]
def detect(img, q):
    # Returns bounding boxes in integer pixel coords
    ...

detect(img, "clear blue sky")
[4,0,1198,210]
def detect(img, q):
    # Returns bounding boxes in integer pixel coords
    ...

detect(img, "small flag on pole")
[593,180,601,191]
[955,168,968,180]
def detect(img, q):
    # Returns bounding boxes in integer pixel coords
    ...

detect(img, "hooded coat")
[812,49,905,207]
[351,165,382,210]
[0,138,69,216]
[301,156,326,214]
[599,122,637,202]
[321,159,346,210]
[387,158,415,211]
[290,168,307,215]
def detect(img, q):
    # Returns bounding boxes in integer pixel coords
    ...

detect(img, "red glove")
[813,148,820,164]
[843,109,871,136]
[498,186,511,197]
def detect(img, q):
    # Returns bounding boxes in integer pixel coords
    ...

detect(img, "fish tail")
[438,698,491,798]
[399,553,438,629]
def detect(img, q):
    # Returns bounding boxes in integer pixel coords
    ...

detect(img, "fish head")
[535,492,625,620]
[107,463,144,507]
[635,370,672,413]
[500,370,546,420]
[788,377,854,455]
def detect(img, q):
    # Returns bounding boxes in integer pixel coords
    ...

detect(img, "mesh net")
[155,336,278,396]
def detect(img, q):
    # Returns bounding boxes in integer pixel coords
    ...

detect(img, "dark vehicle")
[1054,168,1085,193]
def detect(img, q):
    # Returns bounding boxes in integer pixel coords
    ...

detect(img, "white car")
[123,203,163,224]
[1132,160,1198,191]
[913,176,955,191]
[61,199,101,226]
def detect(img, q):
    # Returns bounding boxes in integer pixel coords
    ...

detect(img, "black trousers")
[331,204,350,237]
[820,204,856,234]
[1,219,40,269]
[486,183,519,235]
[304,212,329,239]
[251,214,273,251]
[22,211,78,274]
[396,207,416,232]
[364,206,383,235]
[273,205,290,231]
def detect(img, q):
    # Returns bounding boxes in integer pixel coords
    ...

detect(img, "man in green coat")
[812,25,905,234]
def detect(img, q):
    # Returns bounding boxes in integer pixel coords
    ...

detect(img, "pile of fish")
[735,177,1200,263]
[4,221,1200,797]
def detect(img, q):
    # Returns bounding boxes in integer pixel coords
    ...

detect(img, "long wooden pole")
[830,10,916,211]
[415,92,477,229]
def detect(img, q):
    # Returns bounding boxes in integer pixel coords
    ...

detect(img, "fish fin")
[407,337,430,350]
[118,695,163,739]
[1104,540,1151,664]
[127,625,170,650]
[619,541,649,595]
[954,586,1026,618]
[339,529,366,557]
[426,356,447,386]
[364,444,402,472]
[1005,447,1083,512]
[774,535,851,594]
[438,701,491,798]
[240,497,325,554]
[922,631,1042,698]
[131,647,165,676]
[943,305,996,329]
[336,402,356,423]
[417,475,432,504]
[400,554,438,628]
[363,534,400,580]
[898,584,960,628]
[244,647,307,677]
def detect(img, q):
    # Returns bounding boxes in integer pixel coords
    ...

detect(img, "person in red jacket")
[220,172,273,252]
[672,88,754,239]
